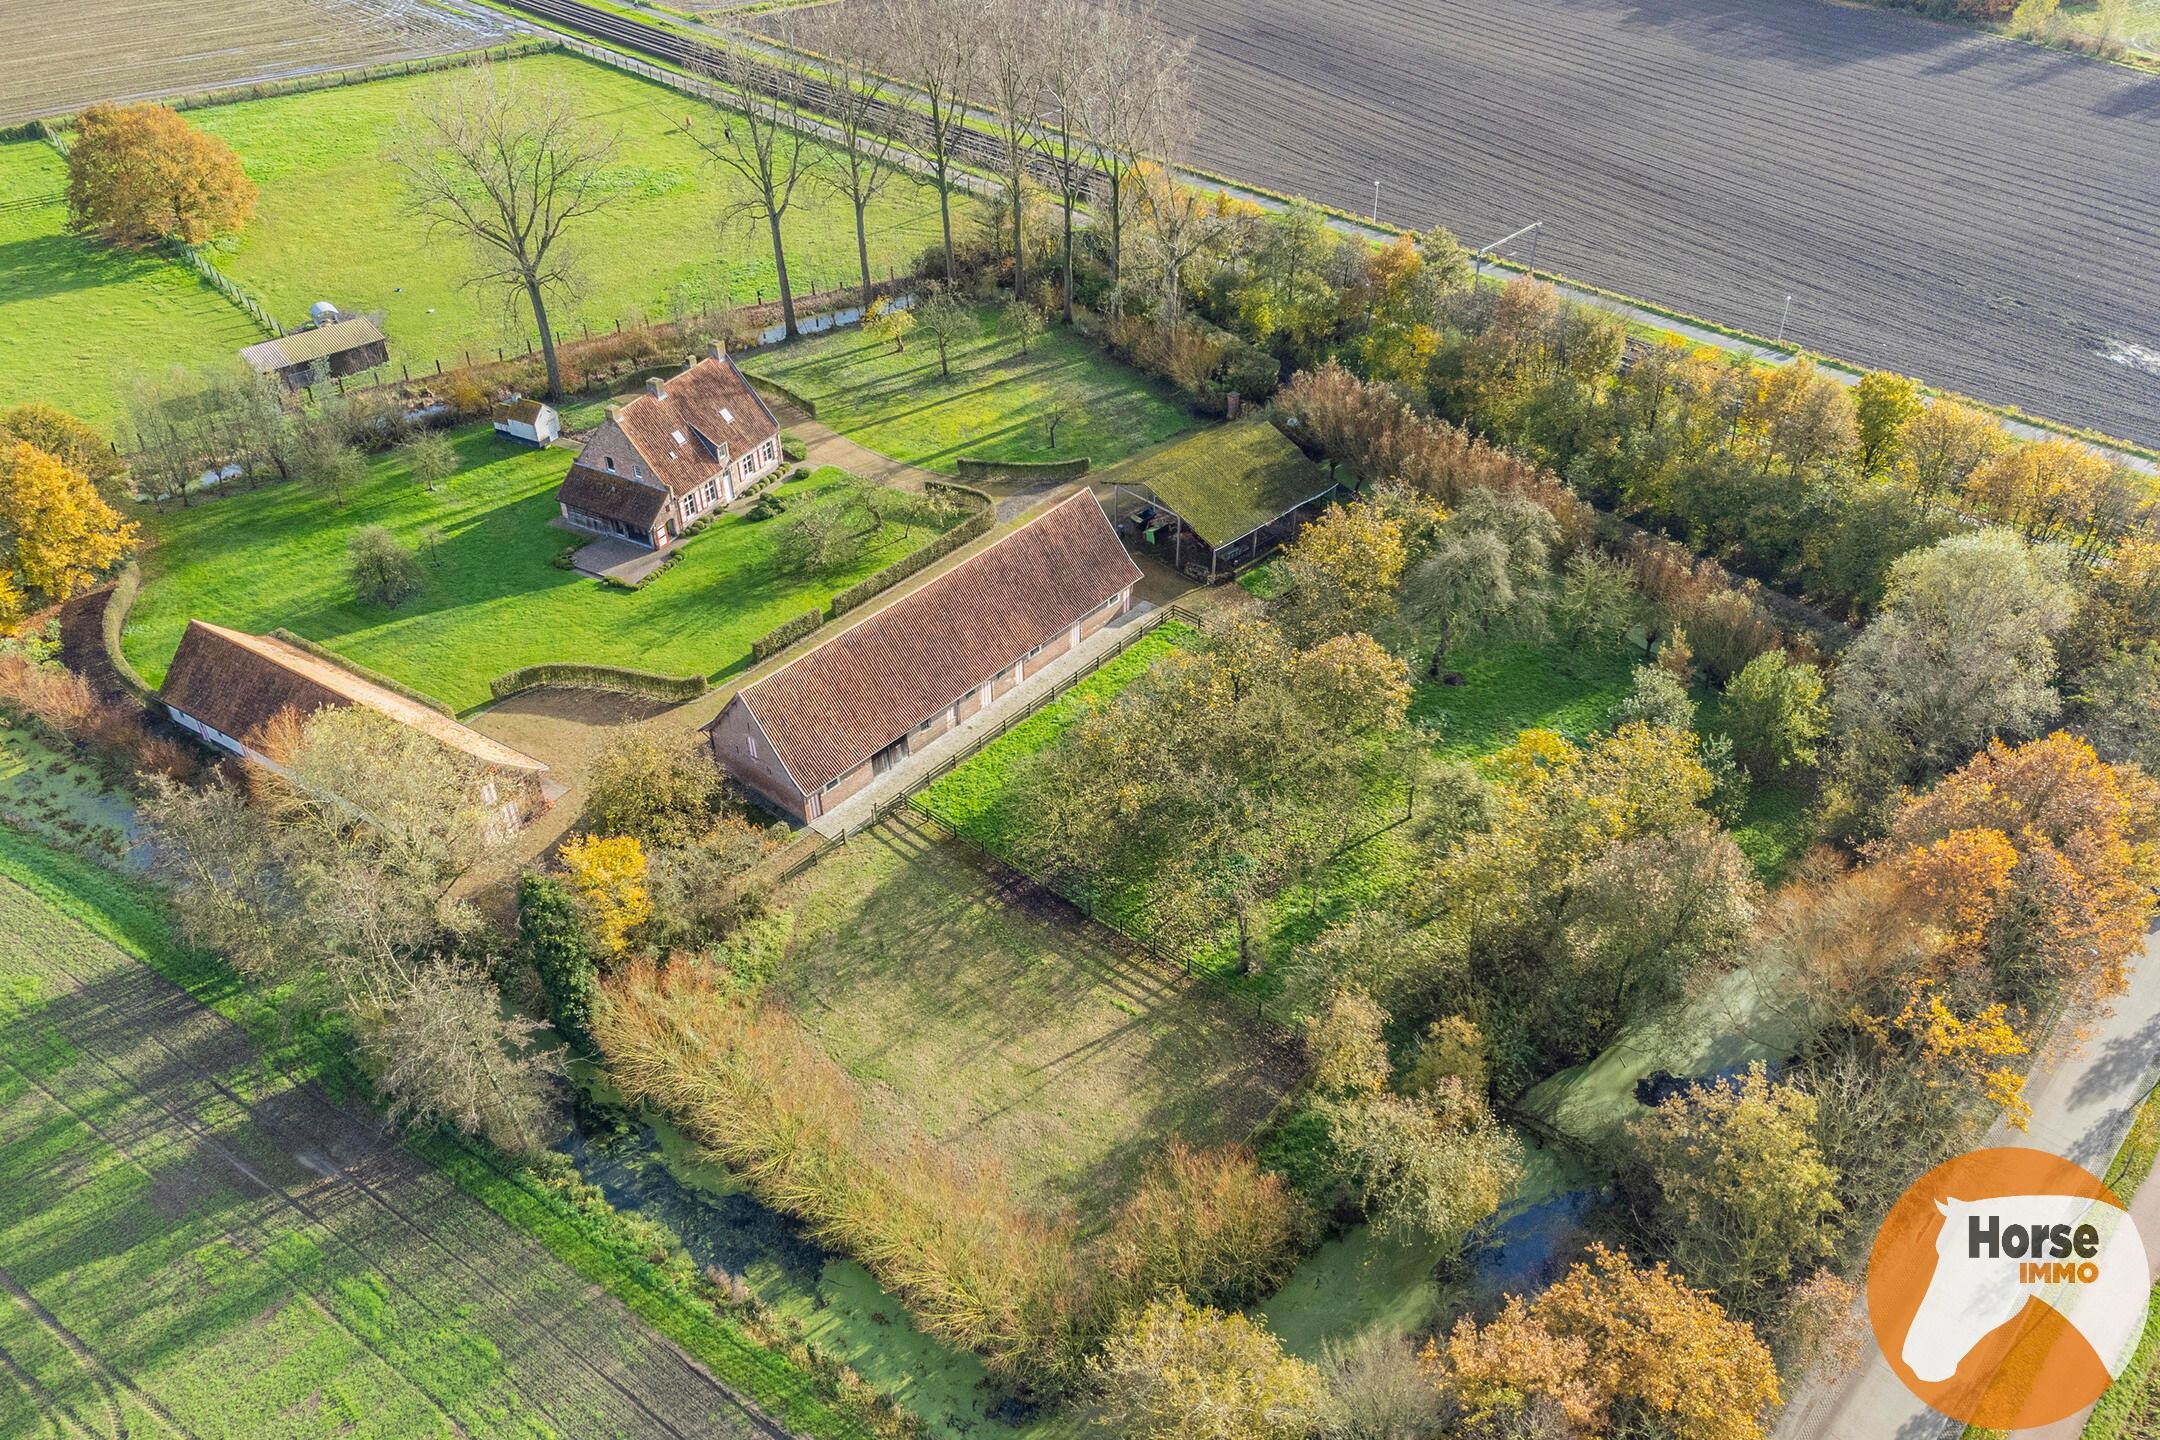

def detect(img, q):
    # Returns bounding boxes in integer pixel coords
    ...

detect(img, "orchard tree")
[1721,649,1829,781]
[1089,1296,1328,1440]
[390,64,620,399]
[584,727,722,847]
[347,525,424,609]
[862,296,917,353]
[1276,495,1412,643]
[1006,298,1046,357]
[66,101,256,245]
[914,286,978,378]
[398,431,458,494]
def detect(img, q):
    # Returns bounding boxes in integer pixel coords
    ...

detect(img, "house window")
[748,734,759,759]
[761,439,776,466]
[604,456,615,473]
[1027,644,1043,659]
[916,717,934,733]
[822,777,839,793]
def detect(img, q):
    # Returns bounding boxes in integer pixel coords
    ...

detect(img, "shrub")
[1099,1142,1314,1314]
[519,874,597,1053]
[1722,650,1829,781]
[780,431,807,463]
[347,525,424,609]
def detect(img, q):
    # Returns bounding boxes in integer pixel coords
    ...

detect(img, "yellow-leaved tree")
[0,440,139,630]
[558,833,653,958]
[65,102,257,246]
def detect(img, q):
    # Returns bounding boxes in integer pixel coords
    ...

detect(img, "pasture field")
[0,0,516,126]
[1127,0,2160,447]
[741,306,1198,472]
[0,142,260,431]
[774,821,1296,1221]
[123,424,950,712]
[0,833,787,1440]
[189,51,955,367]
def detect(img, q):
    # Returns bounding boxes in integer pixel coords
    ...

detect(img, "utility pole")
[1371,178,1380,223]
[1776,294,1794,345]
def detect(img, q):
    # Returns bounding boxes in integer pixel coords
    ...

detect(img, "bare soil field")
[1147,0,2160,446]
[0,0,519,125]
[0,863,781,1438]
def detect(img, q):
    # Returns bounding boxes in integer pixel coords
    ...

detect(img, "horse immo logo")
[1870,1147,2151,1429]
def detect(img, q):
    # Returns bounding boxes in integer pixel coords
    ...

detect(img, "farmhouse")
[706,490,1141,822]
[1104,420,1340,580]
[239,315,390,391]
[493,398,561,446]
[556,347,782,551]
[158,620,550,838]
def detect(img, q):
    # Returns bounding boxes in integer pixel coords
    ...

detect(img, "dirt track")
[1148,0,2160,445]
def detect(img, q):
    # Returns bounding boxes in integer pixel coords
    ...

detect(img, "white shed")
[493,398,561,446]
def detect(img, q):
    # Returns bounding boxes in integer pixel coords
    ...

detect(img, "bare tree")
[389,64,619,400]
[686,37,818,341]
[820,0,914,307]
[891,0,981,283]
[1134,90,1220,323]
[1076,1,1189,314]
[981,0,1044,298]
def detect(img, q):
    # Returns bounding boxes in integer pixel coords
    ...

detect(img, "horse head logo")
[1901,1194,2147,1385]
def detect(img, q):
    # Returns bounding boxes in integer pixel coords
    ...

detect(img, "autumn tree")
[348,524,424,609]
[559,833,653,958]
[980,0,1044,297]
[1437,1245,1781,1440]
[862,296,916,353]
[1851,371,1918,476]
[1089,1296,1328,1440]
[398,430,457,494]
[914,286,978,379]
[0,404,127,492]
[1276,494,1413,643]
[584,727,722,847]
[390,64,620,398]
[0,440,139,625]
[1624,1064,1842,1318]
[1073,0,1188,311]
[816,0,915,307]
[66,101,256,245]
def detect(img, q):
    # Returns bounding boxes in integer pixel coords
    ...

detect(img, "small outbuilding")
[158,620,549,840]
[493,398,561,446]
[239,315,391,391]
[704,489,1142,823]
[1104,420,1342,581]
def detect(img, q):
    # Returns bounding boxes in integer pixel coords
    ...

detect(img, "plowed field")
[1,0,519,124]
[1150,0,2160,445]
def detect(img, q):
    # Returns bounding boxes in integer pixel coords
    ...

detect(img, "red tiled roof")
[570,354,778,499]
[720,491,1141,792]
[557,464,668,529]
[160,621,547,773]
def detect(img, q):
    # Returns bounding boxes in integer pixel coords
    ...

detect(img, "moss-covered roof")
[1101,422,1335,547]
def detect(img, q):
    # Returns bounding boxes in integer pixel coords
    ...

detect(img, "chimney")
[708,340,727,362]
[645,377,667,401]
[605,404,623,424]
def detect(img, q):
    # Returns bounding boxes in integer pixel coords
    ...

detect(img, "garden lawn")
[0,141,259,433]
[741,306,1196,471]
[1409,637,1635,760]
[775,823,1294,1222]
[124,425,946,712]
[187,51,955,369]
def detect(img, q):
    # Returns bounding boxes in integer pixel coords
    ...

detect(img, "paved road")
[1778,926,2160,1440]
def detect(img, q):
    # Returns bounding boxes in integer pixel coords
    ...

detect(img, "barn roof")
[1103,421,1336,547]
[714,490,1141,793]
[159,621,546,774]
[239,316,388,373]
[495,398,550,424]
[571,353,778,499]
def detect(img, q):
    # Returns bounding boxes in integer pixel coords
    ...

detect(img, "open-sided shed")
[1104,421,1341,580]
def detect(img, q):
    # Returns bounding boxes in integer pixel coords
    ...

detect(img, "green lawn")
[1409,638,1636,760]
[188,51,955,371]
[0,141,261,433]
[124,425,947,712]
[742,307,1197,471]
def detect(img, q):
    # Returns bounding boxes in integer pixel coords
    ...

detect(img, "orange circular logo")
[1869,1147,2150,1428]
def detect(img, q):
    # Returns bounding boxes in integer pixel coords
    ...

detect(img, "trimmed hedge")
[741,372,818,418]
[924,478,995,509]
[487,663,709,704]
[955,455,1090,483]
[827,507,994,617]
[270,629,457,716]
[99,563,156,706]
[750,609,823,663]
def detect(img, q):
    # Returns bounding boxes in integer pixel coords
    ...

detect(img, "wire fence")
[769,603,1291,1026]
[167,243,283,338]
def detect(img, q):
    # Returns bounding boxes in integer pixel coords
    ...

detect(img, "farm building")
[556,346,781,551]
[705,489,1142,822]
[1104,421,1340,580]
[158,620,550,839]
[493,398,561,446]
[239,315,390,390]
